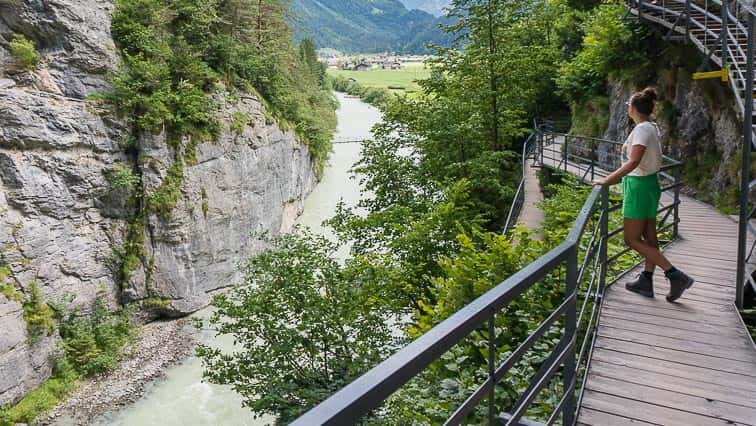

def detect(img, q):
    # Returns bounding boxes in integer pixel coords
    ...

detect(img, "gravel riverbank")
[43,318,196,425]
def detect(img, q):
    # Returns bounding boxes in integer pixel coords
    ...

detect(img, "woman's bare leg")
[624,218,672,271]
[642,218,658,273]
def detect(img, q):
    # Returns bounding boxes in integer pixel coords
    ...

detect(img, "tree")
[196,229,396,423]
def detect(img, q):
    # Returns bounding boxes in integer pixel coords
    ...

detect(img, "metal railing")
[293,128,682,426]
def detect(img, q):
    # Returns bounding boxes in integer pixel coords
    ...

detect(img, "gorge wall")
[0,0,316,405]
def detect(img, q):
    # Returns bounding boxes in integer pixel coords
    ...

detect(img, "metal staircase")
[627,0,755,309]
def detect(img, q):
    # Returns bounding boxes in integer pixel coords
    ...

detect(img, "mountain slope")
[399,0,451,16]
[290,0,450,53]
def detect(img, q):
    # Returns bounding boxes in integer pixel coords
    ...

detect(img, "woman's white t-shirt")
[623,121,662,176]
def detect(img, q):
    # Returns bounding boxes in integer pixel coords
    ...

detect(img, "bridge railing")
[292,129,682,426]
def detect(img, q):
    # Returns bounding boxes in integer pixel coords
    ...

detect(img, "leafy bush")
[2,297,133,424]
[9,34,40,71]
[22,281,56,344]
[556,4,649,103]
[106,164,140,191]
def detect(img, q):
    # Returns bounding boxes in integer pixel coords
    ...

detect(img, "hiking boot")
[665,269,694,302]
[625,272,654,298]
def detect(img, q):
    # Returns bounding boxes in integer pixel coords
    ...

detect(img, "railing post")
[563,247,577,426]
[721,0,728,70]
[673,163,681,239]
[590,142,596,183]
[488,313,496,425]
[599,188,609,293]
[736,12,754,311]
[685,0,691,41]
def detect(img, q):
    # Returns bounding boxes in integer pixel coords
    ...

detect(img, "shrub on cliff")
[9,34,40,71]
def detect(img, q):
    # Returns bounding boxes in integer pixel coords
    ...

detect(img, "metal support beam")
[736,13,754,310]
[692,68,729,81]
[562,247,577,426]
[721,0,728,71]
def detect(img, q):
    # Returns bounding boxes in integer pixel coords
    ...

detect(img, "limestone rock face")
[0,1,317,406]
[0,0,118,97]
[127,93,317,315]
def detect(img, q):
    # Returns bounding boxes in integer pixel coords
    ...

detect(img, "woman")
[593,87,694,302]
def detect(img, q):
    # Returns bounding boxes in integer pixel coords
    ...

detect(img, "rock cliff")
[0,0,316,405]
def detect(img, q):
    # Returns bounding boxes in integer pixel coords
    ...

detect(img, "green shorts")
[622,174,661,219]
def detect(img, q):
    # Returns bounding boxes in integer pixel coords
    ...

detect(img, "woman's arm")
[593,144,646,186]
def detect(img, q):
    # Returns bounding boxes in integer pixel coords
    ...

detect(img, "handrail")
[293,129,682,425]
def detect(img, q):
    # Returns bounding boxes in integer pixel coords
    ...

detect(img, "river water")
[96,93,382,426]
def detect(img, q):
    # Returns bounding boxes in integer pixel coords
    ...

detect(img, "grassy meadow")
[328,62,430,96]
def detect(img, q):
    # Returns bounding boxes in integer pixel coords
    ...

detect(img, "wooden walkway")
[538,139,756,425]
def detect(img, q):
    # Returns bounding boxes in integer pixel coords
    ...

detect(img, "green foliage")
[0,264,10,283]
[9,34,40,71]
[22,281,56,344]
[147,161,184,219]
[329,75,394,107]
[106,164,140,191]
[60,298,133,377]
[1,296,133,424]
[569,95,609,137]
[230,112,251,134]
[110,0,336,179]
[141,297,171,310]
[0,284,22,303]
[556,4,650,103]
[387,229,563,422]
[0,359,78,425]
[197,228,395,423]
[329,74,394,107]
[118,215,146,288]
[201,187,209,217]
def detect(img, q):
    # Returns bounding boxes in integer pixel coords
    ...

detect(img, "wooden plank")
[599,310,746,338]
[593,336,756,377]
[580,390,747,426]
[577,407,658,426]
[590,348,756,392]
[596,327,756,362]
[605,287,735,312]
[601,301,740,328]
[588,360,756,408]
[584,375,756,425]
[603,291,734,315]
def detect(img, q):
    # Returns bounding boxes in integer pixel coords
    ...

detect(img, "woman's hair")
[630,87,657,115]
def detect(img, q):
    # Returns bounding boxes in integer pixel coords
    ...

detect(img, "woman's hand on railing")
[592,177,610,187]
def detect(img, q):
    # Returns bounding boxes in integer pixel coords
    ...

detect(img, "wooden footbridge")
[290,1,756,425]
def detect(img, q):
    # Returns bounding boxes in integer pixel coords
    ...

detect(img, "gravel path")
[43,318,196,426]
